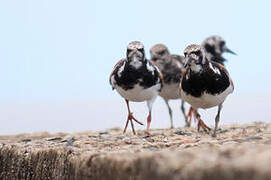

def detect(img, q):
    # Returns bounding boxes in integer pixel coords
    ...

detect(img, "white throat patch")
[190,62,202,72]
[146,61,155,75]
[130,56,142,69]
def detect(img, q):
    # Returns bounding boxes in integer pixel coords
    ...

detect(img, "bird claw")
[128,113,144,125]
[123,112,144,135]
[144,131,152,137]
[197,119,211,132]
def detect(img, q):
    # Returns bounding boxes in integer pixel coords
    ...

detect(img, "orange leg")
[185,107,194,127]
[123,99,144,135]
[181,100,188,127]
[197,119,211,132]
[194,110,211,132]
[145,112,152,136]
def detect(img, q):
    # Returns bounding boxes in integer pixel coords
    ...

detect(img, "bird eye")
[138,48,145,55]
[219,41,225,49]
[138,47,144,52]
[184,52,187,56]
[193,50,201,56]
[152,57,158,61]
[158,50,165,56]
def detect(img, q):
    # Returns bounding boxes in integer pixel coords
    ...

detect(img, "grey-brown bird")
[110,41,163,135]
[150,44,190,128]
[202,35,236,65]
[180,44,234,137]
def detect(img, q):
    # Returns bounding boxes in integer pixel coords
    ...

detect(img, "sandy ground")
[1,122,271,180]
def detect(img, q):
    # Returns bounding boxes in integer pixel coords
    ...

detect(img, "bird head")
[126,41,145,64]
[184,44,208,72]
[202,35,236,62]
[150,44,170,62]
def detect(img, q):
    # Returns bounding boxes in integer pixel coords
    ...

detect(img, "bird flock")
[109,36,236,137]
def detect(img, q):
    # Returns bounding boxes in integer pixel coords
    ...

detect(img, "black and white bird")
[109,41,163,135]
[180,44,234,137]
[202,35,236,65]
[150,44,190,128]
[186,36,237,131]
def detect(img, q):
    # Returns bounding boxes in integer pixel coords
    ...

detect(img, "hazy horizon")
[1,92,269,135]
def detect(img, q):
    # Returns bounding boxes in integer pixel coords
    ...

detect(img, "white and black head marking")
[184,44,207,71]
[110,41,162,91]
[126,41,145,64]
[150,44,170,61]
[202,35,236,64]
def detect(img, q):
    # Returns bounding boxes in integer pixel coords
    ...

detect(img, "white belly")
[159,83,181,100]
[116,84,161,102]
[181,85,233,109]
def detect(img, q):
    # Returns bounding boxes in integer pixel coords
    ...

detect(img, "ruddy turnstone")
[186,36,237,130]
[109,41,163,135]
[180,44,234,137]
[202,35,237,65]
[150,44,190,128]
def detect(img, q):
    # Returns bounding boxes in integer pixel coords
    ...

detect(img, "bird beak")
[225,47,237,55]
[184,57,192,68]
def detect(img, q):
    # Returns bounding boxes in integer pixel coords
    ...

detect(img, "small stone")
[175,131,192,136]
[143,135,151,139]
[145,138,155,143]
[47,137,62,141]
[99,132,109,135]
[66,137,75,146]
[245,136,263,141]
[217,129,229,134]
[21,139,31,143]
[124,140,132,145]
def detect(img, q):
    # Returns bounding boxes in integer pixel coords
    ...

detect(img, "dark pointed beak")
[225,47,237,55]
[184,57,192,68]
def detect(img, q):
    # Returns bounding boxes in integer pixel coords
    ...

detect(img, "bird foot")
[197,119,211,132]
[212,133,217,138]
[123,113,144,135]
[128,113,144,125]
[184,120,191,128]
[144,131,152,137]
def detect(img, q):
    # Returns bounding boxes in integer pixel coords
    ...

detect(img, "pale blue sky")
[0,0,270,134]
